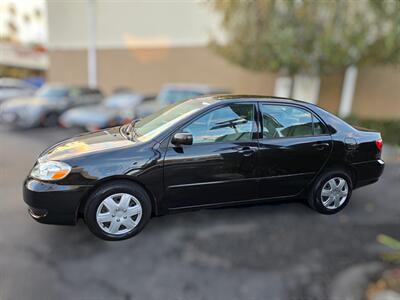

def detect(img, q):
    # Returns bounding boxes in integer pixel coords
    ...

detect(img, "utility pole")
[86,0,97,88]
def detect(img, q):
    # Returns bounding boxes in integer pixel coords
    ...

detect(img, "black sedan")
[23,95,385,241]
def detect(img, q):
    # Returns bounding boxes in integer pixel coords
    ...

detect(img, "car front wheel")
[84,181,151,241]
[308,170,353,214]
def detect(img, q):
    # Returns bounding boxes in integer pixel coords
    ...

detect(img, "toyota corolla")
[23,95,385,240]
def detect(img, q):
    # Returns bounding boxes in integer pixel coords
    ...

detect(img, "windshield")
[104,94,140,108]
[36,86,69,98]
[132,97,217,142]
[158,89,203,105]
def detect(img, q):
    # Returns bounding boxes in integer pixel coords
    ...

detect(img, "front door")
[257,103,332,198]
[163,103,259,209]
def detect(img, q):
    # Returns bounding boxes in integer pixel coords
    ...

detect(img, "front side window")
[313,119,327,135]
[183,104,255,144]
[261,104,318,138]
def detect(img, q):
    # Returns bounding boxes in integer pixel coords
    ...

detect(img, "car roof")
[199,94,316,106]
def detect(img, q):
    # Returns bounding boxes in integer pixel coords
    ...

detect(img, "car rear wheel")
[308,170,353,214]
[41,112,59,127]
[84,181,151,241]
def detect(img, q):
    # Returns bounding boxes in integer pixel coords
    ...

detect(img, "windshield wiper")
[125,119,140,140]
[210,117,248,130]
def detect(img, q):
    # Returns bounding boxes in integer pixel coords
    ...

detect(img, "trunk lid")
[352,126,383,161]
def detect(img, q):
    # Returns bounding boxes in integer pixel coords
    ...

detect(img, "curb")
[329,262,384,300]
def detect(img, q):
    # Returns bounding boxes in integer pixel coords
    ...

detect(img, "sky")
[0,0,47,44]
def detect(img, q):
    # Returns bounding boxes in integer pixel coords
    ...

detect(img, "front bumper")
[23,178,91,225]
[0,110,40,127]
[0,110,18,124]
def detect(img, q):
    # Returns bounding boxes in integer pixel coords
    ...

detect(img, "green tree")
[210,0,400,107]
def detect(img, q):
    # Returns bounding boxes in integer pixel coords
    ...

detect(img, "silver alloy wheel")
[320,177,349,210]
[96,193,142,235]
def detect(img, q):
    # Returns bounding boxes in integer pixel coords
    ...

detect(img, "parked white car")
[0,78,37,104]
[0,84,103,128]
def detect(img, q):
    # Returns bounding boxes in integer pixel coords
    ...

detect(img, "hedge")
[345,116,400,145]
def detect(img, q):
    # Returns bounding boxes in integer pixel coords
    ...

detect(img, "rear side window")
[260,104,326,139]
[86,88,102,96]
[78,87,94,96]
[313,119,327,135]
[68,88,83,98]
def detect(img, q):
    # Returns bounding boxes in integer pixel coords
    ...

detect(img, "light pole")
[339,65,358,118]
[86,0,97,88]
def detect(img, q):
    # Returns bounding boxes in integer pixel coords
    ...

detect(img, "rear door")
[257,103,332,198]
[162,102,259,209]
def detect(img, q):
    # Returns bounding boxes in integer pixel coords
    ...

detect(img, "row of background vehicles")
[0,77,228,131]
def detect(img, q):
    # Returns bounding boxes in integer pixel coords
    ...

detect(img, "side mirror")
[171,132,193,146]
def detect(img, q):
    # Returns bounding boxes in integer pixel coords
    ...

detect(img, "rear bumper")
[23,178,91,225]
[352,159,385,188]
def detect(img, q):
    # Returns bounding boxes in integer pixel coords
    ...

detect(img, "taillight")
[375,139,383,151]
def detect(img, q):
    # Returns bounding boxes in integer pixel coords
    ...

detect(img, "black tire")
[41,112,60,127]
[84,180,152,241]
[308,169,353,215]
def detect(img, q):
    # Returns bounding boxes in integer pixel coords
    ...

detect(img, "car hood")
[1,97,50,110]
[39,126,135,162]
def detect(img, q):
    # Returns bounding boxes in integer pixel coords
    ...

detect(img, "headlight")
[31,161,71,181]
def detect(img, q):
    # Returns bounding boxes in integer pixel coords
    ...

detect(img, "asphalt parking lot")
[0,126,399,300]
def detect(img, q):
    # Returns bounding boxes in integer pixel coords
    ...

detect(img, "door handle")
[237,146,257,156]
[312,142,330,150]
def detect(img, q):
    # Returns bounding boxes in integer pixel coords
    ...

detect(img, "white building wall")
[47,0,222,50]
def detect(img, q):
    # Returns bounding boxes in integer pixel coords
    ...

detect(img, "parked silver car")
[0,84,103,128]
[134,83,228,119]
[0,77,37,104]
[59,91,153,131]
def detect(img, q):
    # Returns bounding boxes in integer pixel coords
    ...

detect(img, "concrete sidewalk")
[383,144,400,162]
